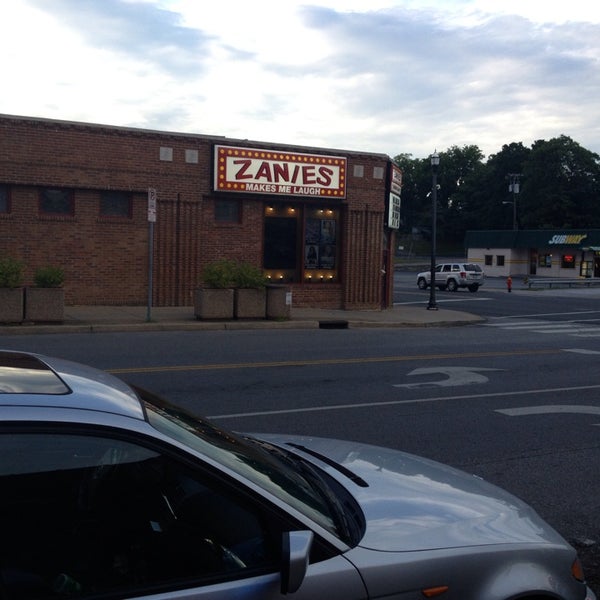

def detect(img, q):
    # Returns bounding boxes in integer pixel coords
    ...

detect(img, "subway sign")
[214,145,346,198]
[548,234,588,245]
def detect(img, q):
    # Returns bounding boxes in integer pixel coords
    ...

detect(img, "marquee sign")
[214,145,346,198]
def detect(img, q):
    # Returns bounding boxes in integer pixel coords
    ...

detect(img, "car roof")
[0,350,145,421]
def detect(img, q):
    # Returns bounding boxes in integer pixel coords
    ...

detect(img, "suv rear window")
[464,264,482,272]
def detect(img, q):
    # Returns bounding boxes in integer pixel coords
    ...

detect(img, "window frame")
[39,187,74,216]
[538,253,552,268]
[0,423,342,599]
[561,254,576,269]
[0,184,10,213]
[100,190,132,218]
[215,199,242,223]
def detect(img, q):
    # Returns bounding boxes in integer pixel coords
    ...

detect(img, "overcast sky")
[2,0,599,160]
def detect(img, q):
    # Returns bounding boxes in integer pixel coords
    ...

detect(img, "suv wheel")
[417,277,428,290]
[468,284,479,292]
[446,279,458,292]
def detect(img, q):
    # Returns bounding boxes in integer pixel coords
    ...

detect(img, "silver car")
[0,350,595,600]
[417,262,485,292]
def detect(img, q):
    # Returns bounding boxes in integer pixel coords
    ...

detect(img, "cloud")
[1,1,599,159]
[26,0,214,76]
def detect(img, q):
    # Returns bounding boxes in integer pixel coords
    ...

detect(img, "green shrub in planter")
[0,256,25,288]
[34,265,65,288]
[201,259,238,288]
[234,262,267,289]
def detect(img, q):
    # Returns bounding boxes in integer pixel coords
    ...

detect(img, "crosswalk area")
[484,317,600,337]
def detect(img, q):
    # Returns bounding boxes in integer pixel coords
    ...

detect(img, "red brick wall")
[0,115,392,308]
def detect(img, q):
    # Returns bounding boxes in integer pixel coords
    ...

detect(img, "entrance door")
[529,249,537,275]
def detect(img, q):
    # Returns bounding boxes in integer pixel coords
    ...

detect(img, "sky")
[2,0,600,160]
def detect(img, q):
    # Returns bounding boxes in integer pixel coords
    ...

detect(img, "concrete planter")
[194,288,234,320]
[266,285,291,320]
[0,288,24,323]
[25,287,65,322]
[235,288,266,319]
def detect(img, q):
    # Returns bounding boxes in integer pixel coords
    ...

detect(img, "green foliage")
[201,259,238,288]
[0,256,25,288]
[201,260,266,289]
[393,135,600,241]
[34,265,65,288]
[234,262,266,288]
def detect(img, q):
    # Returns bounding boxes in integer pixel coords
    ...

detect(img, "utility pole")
[507,173,521,230]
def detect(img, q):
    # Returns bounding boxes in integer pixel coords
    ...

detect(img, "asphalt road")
[2,277,599,591]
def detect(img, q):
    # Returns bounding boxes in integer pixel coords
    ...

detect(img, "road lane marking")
[108,349,559,375]
[208,383,600,420]
[496,404,600,426]
[393,367,502,388]
[394,298,492,305]
[563,348,600,354]
[496,405,600,416]
[489,310,600,319]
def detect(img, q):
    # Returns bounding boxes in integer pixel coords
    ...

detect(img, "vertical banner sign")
[387,164,402,229]
[147,188,157,322]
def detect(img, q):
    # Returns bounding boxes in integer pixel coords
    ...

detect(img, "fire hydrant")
[506,275,513,293]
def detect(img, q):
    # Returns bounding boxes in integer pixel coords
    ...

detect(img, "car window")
[0,432,279,600]
[451,265,460,271]
[442,265,451,272]
[435,265,442,273]
[141,390,358,544]
[464,264,482,272]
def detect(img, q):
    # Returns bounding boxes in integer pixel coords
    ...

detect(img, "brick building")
[0,114,399,309]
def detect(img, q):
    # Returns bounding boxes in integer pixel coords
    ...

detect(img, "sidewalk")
[0,304,483,335]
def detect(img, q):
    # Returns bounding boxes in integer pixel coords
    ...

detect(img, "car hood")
[252,434,564,552]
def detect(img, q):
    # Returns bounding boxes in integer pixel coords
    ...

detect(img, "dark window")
[215,199,241,223]
[539,254,552,268]
[0,432,279,599]
[40,188,73,215]
[496,255,505,266]
[0,185,9,213]
[100,191,131,217]
[264,216,297,269]
[561,254,576,269]
[484,255,492,266]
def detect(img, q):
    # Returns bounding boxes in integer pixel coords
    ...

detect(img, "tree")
[437,145,485,242]
[393,136,600,251]
[520,135,600,229]
[463,142,531,230]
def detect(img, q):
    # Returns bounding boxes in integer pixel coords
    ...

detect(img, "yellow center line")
[107,348,560,375]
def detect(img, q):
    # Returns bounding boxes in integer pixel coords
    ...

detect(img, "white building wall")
[467,248,528,277]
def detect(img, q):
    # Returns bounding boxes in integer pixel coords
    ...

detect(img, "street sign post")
[147,188,157,322]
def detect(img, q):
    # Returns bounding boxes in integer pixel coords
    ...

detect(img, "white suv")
[417,262,485,292]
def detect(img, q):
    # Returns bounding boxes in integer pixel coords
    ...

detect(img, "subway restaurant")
[465,229,600,278]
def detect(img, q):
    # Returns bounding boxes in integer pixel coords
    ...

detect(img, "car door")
[0,428,367,600]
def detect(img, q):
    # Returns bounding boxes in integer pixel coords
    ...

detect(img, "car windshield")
[139,388,358,545]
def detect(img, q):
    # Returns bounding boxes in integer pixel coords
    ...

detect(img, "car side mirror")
[281,530,313,594]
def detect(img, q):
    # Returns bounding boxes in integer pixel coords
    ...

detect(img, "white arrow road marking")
[563,348,600,355]
[393,367,502,389]
[496,405,600,426]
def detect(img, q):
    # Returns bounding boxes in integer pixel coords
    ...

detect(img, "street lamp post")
[427,151,440,310]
